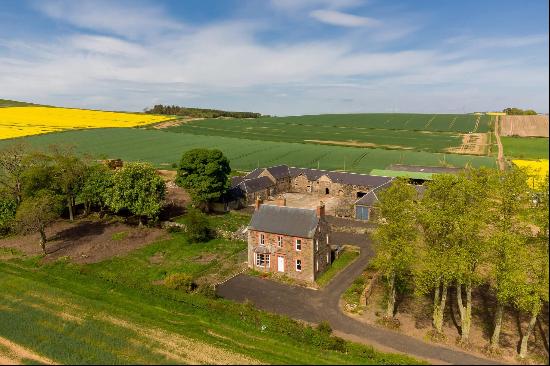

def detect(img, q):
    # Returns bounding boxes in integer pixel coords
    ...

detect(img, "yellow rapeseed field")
[0,107,173,140]
[512,159,549,189]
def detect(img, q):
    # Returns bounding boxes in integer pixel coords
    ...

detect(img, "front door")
[277,256,285,272]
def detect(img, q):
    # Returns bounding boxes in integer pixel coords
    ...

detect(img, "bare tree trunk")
[490,302,503,349]
[433,281,448,334]
[67,195,74,221]
[463,280,472,343]
[519,310,538,359]
[39,225,47,254]
[386,272,396,318]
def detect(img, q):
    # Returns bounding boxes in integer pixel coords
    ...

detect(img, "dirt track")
[495,116,505,171]
[499,115,549,137]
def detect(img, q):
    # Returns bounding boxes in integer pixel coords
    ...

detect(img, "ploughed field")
[0,128,497,173]
[0,106,174,139]
[163,113,492,153]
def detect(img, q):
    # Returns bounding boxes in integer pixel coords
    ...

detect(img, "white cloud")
[1,1,547,114]
[271,0,364,11]
[32,0,183,38]
[309,9,380,27]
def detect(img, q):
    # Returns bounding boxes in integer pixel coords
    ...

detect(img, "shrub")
[164,273,195,292]
[317,321,332,335]
[182,207,211,242]
[0,196,17,235]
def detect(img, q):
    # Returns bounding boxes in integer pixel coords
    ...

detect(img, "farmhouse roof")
[355,181,426,206]
[354,178,395,206]
[248,205,319,238]
[244,168,263,180]
[239,176,274,193]
[230,176,244,187]
[265,165,291,179]
[288,167,393,187]
[387,164,463,175]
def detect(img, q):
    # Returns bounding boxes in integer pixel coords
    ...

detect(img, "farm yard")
[0,127,498,174]
[0,106,174,140]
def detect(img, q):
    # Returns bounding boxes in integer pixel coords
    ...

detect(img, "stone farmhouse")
[227,164,394,220]
[247,199,331,282]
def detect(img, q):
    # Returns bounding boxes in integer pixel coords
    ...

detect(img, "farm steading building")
[226,165,395,221]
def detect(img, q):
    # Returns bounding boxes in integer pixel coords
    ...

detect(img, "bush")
[0,196,17,235]
[317,321,332,335]
[164,273,195,292]
[183,207,211,242]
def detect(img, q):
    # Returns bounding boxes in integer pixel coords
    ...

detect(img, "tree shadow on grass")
[46,220,110,255]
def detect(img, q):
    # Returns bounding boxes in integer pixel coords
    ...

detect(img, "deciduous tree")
[107,162,166,225]
[80,164,114,215]
[372,178,418,318]
[15,191,63,253]
[176,149,230,210]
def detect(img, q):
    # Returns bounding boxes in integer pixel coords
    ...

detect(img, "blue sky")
[0,0,548,115]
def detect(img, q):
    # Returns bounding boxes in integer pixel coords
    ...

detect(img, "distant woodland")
[144,104,262,118]
[503,107,538,115]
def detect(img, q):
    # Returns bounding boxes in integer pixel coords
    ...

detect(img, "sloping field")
[0,261,420,364]
[512,159,549,189]
[164,113,491,133]
[163,117,463,153]
[0,106,174,139]
[501,137,549,159]
[499,115,549,137]
[0,128,497,173]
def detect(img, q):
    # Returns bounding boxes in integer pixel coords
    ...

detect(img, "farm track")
[495,116,505,171]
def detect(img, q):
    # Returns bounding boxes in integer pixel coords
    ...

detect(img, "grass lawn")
[0,128,498,173]
[0,255,423,364]
[501,136,549,159]
[316,246,360,287]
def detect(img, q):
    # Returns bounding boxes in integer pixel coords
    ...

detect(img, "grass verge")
[316,246,360,287]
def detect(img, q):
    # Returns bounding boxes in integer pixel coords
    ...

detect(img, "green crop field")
[166,113,491,133]
[162,117,463,153]
[0,128,497,173]
[501,137,549,159]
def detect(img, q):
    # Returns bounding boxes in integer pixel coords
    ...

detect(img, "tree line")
[0,143,166,252]
[372,168,548,360]
[144,104,263,119]
[503,107,538,115]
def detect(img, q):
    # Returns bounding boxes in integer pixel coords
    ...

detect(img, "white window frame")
[326,234,329,244]
[315,239,319,252]
[295,238,302,251]
[326,252,330,264]
[296,259,302,272]
[277,235,283,248]
[316,259,319,272]
[259,233,265,246]
[255,253,270,268]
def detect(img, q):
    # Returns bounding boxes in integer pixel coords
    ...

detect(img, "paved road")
[217,232,502,365]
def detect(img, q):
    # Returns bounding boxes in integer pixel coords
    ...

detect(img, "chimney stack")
[316,201,325,218]
[255,198,263,211]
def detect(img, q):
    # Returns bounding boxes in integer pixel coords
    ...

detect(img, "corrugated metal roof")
[387,164,462,174]
[370,169,434,180]
[248,205,320,238]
